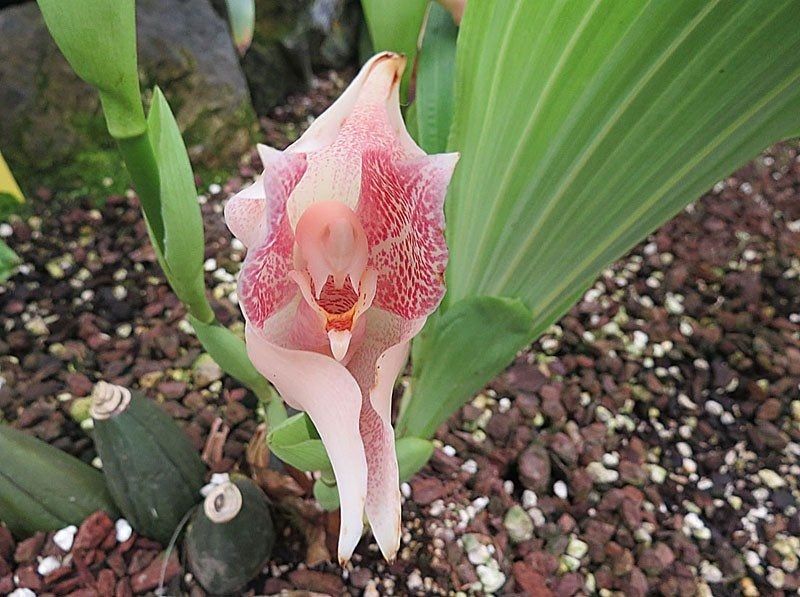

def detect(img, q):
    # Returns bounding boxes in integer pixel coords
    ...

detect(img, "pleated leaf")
[414,1,458,154]
[444,0,800,349]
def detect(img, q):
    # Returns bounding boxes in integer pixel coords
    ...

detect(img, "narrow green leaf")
[396,437,434,481]
[0,239,19,283]
[415,1,458,154]
[225,0,255,55]
[361,0,428,98]
[189,316,275,402]
[313,477,340,511]
[268,413,333,473]
[146,87,211,322]
[398,296,533,439]
[445,2,800,342]
[37,0,145,138]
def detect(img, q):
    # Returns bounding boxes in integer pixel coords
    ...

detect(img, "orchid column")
[226,53,458,562]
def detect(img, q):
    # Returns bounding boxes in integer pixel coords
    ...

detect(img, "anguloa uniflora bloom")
[225,53,459,562]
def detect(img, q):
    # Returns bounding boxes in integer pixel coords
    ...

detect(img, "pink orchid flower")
[225,52,459,563]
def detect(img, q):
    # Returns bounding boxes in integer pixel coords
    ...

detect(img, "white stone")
[758,469,786,489]
[9,589,37,597]
[522,490,538,509]
[553,481,568,499]
[704,400,724,416]
[476,562,506,594]
[37,555,61,576]
[586,462,619,484]
[701,561,722,583]
[406,570,423,591]
[461,459,478,475]
[53,525,78,551]
[649,465,668,484]
[115,518,133,543]
[566,538,588,559]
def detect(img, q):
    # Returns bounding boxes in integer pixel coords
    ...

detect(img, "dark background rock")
[235,0,362,115]
[0,0,255,193]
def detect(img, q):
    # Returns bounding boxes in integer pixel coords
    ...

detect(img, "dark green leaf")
[361,0,428,98]
[398,296,532,439]
[0,239,19,283]
[415,1,458,154]
[268,413,333,473]
[396,437,434,481]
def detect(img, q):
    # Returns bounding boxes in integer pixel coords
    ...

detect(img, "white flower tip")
[328,329,352,362]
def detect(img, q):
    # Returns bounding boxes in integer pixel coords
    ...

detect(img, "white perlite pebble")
[209,183,222,195]
[758,469,786,489]
[522,490,538,509]
[0,223,13,237]
[9,589,37,597]
[701,561,723,583]
[406,570,424,591]
[705,400,724,416]
[767,567,785,589]
[37,555,61,576]
[115,519,133,543]
[649,465,668,484]
[476,562,506,594]
[586,462,619,484]
[566,538,588,559]
[461,459,478,475]
[553,481,568,499]
[53,525,78,551]
[443,445,457,457]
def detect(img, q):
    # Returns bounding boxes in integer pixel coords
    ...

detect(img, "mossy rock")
[0,0,255,199]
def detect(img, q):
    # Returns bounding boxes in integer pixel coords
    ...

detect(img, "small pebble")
[53,525,78,551]
[37,555,61,576]
[553,480,568,499]
[115,518,133,542]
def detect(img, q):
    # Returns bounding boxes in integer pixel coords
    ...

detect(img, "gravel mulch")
[1,68,799,596]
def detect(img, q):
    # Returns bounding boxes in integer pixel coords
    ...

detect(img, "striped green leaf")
[444,0,800,346]
[414,1,458,154]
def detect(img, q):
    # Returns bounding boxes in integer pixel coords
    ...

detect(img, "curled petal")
[244,324,367,563]
[346,309,425,560]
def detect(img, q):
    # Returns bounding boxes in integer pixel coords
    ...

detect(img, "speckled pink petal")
[285,52,424,229]
[229,148,307,328]
[244,323,368,563]
[346,309,426,560]
[357,151,459,320]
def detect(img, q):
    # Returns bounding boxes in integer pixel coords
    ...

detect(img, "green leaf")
[396,437,434,481]
[37,0,145,138]
[397,296,533,439]
[225,0,255,55]
[0,239,19,283]
[146,87,212,322]
[268,413,333,473]
[189,316,276,403]
[444,1,800,353]
[361,0,428,99]
[414,1,458,154]
[313,477,340,511]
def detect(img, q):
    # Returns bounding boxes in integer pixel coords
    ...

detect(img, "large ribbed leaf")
[444,0,800,347]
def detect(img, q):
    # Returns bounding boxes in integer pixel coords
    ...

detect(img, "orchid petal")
[358,151,459,319]
[244,324,367,563]
[346,309,425,560]
[224,148,306,249]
